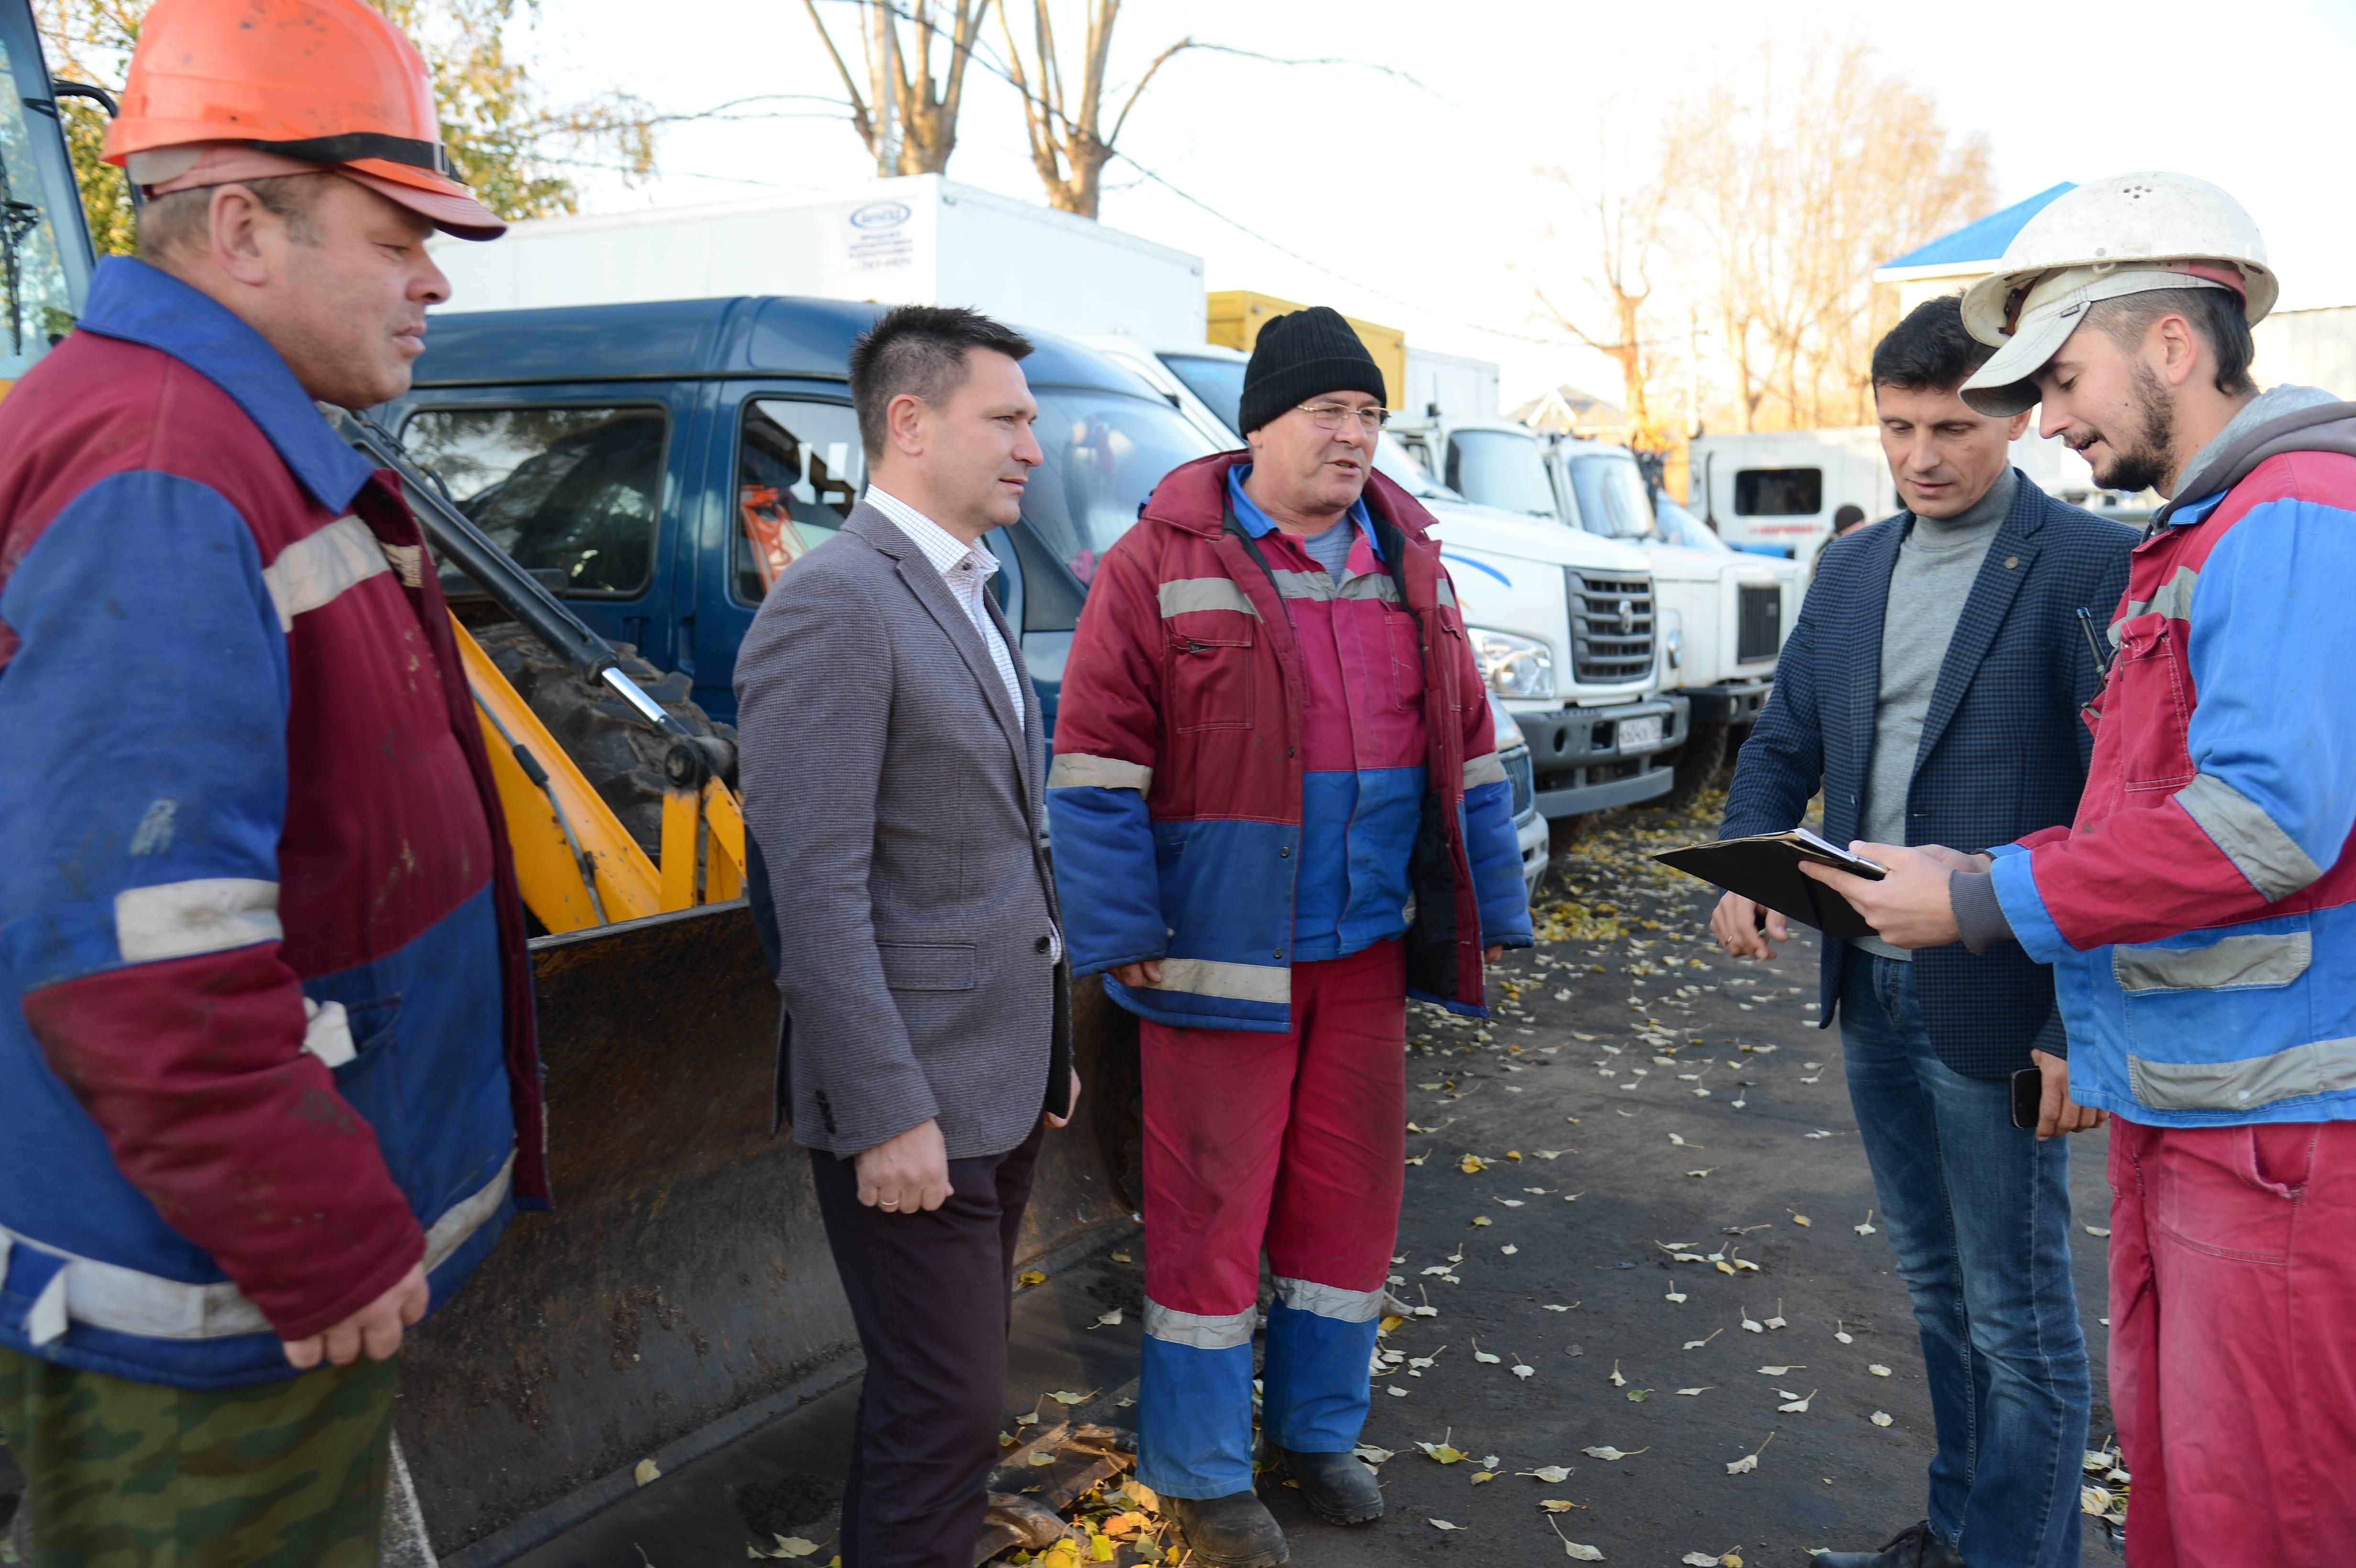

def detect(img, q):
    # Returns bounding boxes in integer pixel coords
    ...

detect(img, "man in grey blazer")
[734,304,1077,1567]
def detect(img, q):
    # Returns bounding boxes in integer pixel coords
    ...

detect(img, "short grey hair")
[136,173,329,262]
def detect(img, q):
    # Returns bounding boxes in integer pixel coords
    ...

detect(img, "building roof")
[1509,383,1625,434]
[1877,182,2077,277]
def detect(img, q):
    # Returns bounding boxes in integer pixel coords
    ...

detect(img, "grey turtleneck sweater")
[1852,467,2017,962]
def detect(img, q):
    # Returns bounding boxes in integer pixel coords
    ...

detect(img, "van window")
[1734,468,1823,516]
[1023,390,1216,585]
[403,406,667,595]
[1567,455,1656,540]
[1159,353,1246,435]
[1446,429,1559,519]
[733,398,865,601]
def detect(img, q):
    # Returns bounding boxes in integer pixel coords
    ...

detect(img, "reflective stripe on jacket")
[1047,452,1531,1031]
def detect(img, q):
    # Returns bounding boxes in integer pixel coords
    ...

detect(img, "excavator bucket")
[393,908,1139,1555]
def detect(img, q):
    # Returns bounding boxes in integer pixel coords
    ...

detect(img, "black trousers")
[809,1122,1044,1568]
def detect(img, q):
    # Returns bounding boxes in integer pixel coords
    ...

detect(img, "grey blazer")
[734,504,1069,1160]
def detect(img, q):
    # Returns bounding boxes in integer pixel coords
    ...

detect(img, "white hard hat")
[1958,173,2275,415]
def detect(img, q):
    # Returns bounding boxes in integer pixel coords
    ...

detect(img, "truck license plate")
[1617,715,1664,752]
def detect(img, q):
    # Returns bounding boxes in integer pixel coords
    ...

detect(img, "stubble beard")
[2095,362,2179,495]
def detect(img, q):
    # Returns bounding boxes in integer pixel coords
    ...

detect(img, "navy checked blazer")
[1720,471,2137,1079]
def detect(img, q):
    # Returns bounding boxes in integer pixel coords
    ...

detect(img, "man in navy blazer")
[1714,297,2136,1568]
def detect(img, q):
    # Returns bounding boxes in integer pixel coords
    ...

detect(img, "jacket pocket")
[1167,625,1255,733]
[1387,607,1429,711]
[2104,615,2196,793]
[876,941,978,991]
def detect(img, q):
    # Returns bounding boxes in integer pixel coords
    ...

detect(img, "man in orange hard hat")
[0,0,538,1560]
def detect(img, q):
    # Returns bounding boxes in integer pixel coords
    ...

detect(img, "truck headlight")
[1469,627,1555,699]
[1664,621,1686,671]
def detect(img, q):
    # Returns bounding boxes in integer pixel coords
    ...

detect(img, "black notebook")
[1652,828,1888,939]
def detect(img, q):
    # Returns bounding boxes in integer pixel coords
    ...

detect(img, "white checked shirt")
[866,486,1060,963]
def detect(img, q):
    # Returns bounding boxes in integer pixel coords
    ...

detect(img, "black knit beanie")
[1237,306,1388,435]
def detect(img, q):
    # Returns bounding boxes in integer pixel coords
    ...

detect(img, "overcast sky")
[528,0,2356,405]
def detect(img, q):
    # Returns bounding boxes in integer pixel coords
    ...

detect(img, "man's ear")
[2150,313,2203,390]
[2004,409,2034,441]
[885,392,929,458]
[207,185,272,288]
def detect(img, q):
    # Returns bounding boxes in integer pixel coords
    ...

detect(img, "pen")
[2075,607,2115,681]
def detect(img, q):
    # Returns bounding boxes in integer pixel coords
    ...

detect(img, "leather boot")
[1273,1446,1385,1525]
[1163,1491,1289,1568]
[1815,1520,1966,1568]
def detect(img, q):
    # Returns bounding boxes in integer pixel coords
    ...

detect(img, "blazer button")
[1035,935,1052,954]
[1279,846,1291,858]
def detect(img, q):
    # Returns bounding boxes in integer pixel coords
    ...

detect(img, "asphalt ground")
[0,792,2124,1568]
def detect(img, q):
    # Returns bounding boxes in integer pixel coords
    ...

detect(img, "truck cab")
[1085,338,1689,827]
[0,1,97,401]
[1538,435,1800,802]
[1382,410,1791,806]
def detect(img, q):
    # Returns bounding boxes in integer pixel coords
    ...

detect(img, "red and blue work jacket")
[1047,451,1530,1032]
[0,258,544,1388]
[1990,411,2356,1125]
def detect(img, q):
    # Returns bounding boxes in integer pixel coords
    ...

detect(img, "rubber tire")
[1653,721,1729,813]
[468,620,736,858]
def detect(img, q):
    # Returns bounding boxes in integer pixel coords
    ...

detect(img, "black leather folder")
[1652,829,1887,939]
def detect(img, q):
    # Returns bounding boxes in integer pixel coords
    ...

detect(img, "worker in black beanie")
[1237,305,1390,434]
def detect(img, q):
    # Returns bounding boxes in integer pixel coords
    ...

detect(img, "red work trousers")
[1140,937,1407,1322]
[2106,1118,2356,1567]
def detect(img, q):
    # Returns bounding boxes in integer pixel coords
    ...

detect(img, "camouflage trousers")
[0,1346,396,1568]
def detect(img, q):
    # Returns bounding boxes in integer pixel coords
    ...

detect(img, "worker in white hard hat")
[1805,172,2356,1567]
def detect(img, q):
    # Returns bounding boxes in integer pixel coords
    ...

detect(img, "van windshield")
[0,22,88,386]
[1567,454,1656,540]
[1158,353,1245,435]
[1024,389,1219,584]
[1446,429,1558,519]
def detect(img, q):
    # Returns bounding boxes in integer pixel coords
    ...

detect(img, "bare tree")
[801,0,992,177]
[1658,37,1992,431]
[1532,109,1674,444]
[998,1,1195,219]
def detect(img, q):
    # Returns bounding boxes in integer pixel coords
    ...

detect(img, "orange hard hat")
[104,0,503,239]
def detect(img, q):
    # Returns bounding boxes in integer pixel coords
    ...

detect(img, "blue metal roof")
[1880,182,2077,272]
[412,295,1160,398]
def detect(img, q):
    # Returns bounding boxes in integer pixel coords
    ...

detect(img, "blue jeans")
[1840,954,2089,1568]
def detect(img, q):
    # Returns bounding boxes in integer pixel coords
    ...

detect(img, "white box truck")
[426,174,1208,346]
[1690,427,1895,566]
[1401,346,1500,423]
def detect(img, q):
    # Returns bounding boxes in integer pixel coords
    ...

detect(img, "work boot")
[1814,1520,1966,1568]
[1164,1491,1289,1567]
[1273,1446,1385,1525]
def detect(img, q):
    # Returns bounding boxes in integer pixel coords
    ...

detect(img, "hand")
[856,1119,952,1214]
[1111,959,1164,988]
[2031,1047,2107,1140]
[1712,892,1788,959]
[1044,1068,1084,1129]
[282,1262,428,1370]
[1800,842,1962,949]
[1484,946,1505,965]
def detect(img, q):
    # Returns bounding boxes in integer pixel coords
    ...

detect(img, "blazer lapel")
[984,588,1042,816]
[849,507,1028,777]
[1914,479,2042,773]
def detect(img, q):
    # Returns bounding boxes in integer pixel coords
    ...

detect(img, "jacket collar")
[75,257,376,514]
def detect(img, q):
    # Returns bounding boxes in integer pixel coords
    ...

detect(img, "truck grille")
[1737,584,1782,663]
[1565,570,1656,684]
[1503,747,1535,817]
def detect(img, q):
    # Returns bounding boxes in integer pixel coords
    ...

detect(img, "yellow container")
[1205,289,1406,411]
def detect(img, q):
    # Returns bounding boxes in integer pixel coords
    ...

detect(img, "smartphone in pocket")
[2009,1066,2043,1131]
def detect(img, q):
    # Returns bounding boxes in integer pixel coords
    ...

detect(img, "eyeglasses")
[1295,402,1393,434]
